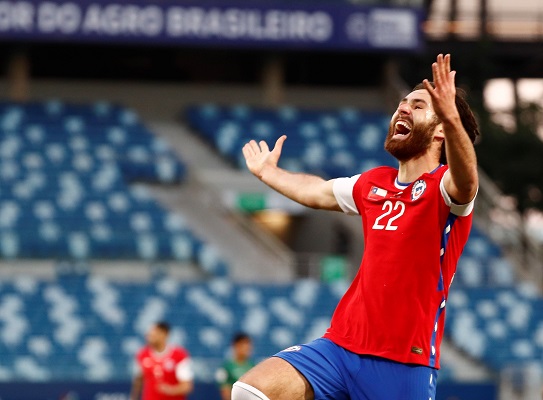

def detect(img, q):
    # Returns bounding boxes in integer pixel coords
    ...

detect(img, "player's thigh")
[238,356,314,400]
[351,356,437,400]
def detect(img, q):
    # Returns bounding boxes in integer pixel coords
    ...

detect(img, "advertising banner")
[0,0,424,51]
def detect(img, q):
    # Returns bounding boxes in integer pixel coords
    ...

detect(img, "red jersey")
[324,165,474,369]
[136,346,192,400]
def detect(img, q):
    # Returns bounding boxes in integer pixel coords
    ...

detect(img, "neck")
[152,343,167,353]
[397,155,440,184]
[234,355,247,363]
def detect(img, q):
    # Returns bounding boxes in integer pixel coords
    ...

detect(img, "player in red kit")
[232,54,479,400]
[130,322,194,400]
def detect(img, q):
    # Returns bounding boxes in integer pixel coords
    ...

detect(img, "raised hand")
[242,135,287,179]
[423,54,459,124]
[425,53,478,204]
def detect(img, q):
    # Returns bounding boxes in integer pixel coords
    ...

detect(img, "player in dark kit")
[216,332,255,400]
[232,54,479,400]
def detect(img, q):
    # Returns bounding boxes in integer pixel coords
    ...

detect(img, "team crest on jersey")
[281,345,301,352]
[164,359,175,371]
[411,179,427,201]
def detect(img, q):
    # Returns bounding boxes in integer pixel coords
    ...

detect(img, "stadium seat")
[0,272,345,382]
[446,284,543,371]
[0,101,228,274]
[186,104,397,179]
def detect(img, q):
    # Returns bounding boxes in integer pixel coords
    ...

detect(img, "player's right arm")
[242,135,341,211]
[216,365,233,400]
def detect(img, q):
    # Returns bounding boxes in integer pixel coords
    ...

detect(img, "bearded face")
[384,112,440,162]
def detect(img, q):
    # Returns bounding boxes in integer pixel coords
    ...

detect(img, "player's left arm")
[424,54,478,205]
[157,357,194,395]
[215,366,232,400]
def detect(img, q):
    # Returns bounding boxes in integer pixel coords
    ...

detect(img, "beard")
[384,118,439,162]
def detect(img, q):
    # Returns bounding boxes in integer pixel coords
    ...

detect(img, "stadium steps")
[440,337,493,382]
[474,169,543,286]
[149,120,366,280]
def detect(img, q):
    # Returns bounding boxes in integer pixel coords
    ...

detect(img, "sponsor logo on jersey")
[411,179,426,201]
[411,346,423,355]
[368,186,388,200]
[281,345,302,352]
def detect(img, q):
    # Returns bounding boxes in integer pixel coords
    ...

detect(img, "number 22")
[372,200,405,231]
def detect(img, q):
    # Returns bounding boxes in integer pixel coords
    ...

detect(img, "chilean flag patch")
[368,186,388,200]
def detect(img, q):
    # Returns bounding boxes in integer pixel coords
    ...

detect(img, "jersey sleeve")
[175,357,194,382]
[439,171,477,216]
[332,174,361,215]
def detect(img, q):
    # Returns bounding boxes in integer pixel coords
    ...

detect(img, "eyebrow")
[399,98,429,106]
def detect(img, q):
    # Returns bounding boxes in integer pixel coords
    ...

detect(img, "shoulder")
[334,166,397,190]
[370,165,398,173]
[138,346,150,356]
[172,346,190,359]
[136,346,149,360]
[430,164,448,180]
[414,164,448,185]
[412,165,448,193]
[364,166,398,178]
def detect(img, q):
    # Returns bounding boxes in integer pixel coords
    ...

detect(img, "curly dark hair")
[413,82,480,164]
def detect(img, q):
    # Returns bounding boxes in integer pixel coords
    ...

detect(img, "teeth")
[395,121,411,134]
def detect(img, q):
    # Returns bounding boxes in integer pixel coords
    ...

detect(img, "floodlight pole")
[262,54,285,107]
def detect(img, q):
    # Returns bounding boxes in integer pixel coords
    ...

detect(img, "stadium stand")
[186,103,396,179]
[0,273,345,382]
[0,99,540,395]
[0,226,530,384]
[0,101,228,274]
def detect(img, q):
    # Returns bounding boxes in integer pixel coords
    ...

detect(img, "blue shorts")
[274,338,438,400]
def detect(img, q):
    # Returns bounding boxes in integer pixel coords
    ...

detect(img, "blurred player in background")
[130,321,193,400]
[216,332,255,400]
[233,54,480,400]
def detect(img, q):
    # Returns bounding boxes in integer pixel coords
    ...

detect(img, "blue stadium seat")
[0,101,227,273]
[0,275,349,381]
[186,104,397,179]
[446,284,543,371]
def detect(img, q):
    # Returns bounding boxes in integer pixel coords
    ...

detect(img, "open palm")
[423,53,458,123]
[242,135,287,179]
